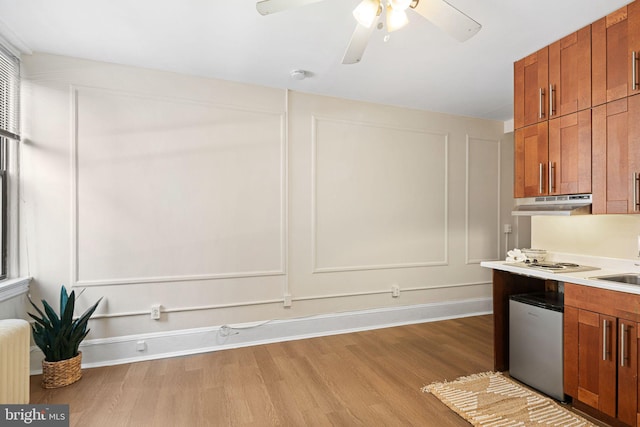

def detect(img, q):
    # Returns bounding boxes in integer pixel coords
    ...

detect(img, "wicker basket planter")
[42,352,82,389]
[29,286,102,390]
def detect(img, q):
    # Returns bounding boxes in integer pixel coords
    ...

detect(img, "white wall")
[532,215,640,259]
[0,280,30,321]
[19,53,505,342]
[500,132,530,255]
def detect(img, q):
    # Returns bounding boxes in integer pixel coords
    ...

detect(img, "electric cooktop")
[507,260,600,274]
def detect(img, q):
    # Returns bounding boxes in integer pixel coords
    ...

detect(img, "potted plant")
[28,285,102,388]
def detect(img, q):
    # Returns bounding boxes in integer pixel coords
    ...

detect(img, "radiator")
[0,319,30,404]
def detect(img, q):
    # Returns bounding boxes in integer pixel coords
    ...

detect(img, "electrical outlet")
[136,340,146,352]
[503,224,512,234]
[150,304,161,320]
[283,293,292,308]
[392,285,400,298]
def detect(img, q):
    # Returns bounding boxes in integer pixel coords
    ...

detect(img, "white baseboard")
[29,297,492,374]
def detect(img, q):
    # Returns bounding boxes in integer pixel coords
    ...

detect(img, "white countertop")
[481,253,640,295]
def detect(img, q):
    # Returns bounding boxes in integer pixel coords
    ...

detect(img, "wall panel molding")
[311,115,449,273]
[465,135,501,264]
[70,85,287,286]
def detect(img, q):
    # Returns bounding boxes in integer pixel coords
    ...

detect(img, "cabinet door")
[514,122,548,198]
[572,309,617,417]
[619,319,638,426]
[548,110,591,195]
[592,96,640,214]
[548,25,591,117]
[564,305,579,397]
[514,47,549,129]
[636,325,640,425]
[592,2,640,106]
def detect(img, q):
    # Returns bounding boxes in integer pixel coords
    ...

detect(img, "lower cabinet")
[564,283,639,426]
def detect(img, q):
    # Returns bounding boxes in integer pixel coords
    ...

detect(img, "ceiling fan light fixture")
[389,0,412,11]
[353,0,380,28]
[386,5,409,32]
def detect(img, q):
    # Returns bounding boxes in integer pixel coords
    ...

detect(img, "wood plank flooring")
[30,315,494,426]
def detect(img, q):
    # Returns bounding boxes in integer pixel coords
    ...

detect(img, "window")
[0,43,20,280]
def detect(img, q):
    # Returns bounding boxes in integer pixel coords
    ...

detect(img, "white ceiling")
[0,0,633,121]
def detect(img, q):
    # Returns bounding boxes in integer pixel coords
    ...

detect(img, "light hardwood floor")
[30,315,494,426]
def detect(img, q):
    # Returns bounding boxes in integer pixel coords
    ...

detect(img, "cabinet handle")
[621,323,626,367]
[549,84,555,116]
[633,51,639,91]
[603,319,609,360]
[548,161,555,193]
[539,163,544,194]
[634,172,640,212]
[539,88,545,119]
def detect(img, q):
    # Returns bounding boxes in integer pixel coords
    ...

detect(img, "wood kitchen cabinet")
[564,283,639,426]
[513,26,592,198]
[592,2,640,106]
[515,115,591,198]
[514,122,548,198]
[548,25,592,118]
[548,110,592,195]
[512,0,640,206]
[564,306,617,418]
[592,95,640,214]
[515,25,591,131]
[514,47,548,129]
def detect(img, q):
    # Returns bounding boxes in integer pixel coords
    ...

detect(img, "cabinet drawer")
[565,282,640,321]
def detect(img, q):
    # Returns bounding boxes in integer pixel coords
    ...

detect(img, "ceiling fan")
[256,0,481,64]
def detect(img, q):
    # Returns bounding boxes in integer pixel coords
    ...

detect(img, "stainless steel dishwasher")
[509,291,564,401]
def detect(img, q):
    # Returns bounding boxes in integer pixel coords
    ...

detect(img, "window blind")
[0,44,19,141]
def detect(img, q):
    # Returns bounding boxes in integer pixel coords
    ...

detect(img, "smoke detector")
[290,69,307,80]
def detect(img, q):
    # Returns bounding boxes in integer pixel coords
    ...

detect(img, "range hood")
[512,194,592,216]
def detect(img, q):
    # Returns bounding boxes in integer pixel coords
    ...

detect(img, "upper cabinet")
[513,1,640,207]
[592,96,640,214]
[515,112,591,198]
[592,2,640,106]
[513,26,592,198]
[514,48,548,129]
[549,110,592,195]
[514,122,548,198]
[549,26,592,118]
[515,25,591,131]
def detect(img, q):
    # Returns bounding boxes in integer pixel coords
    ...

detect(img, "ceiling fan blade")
[342,17,380,65]
[411,0,481,42]
[256,0,325,15]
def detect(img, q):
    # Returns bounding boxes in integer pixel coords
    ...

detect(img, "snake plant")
[28,286,102,362]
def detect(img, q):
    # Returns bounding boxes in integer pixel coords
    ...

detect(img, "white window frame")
[0,42,20,281]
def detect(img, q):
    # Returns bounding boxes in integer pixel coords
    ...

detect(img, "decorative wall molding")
[90,297,283,320]
[310,115,449,273]
[465,135,501,265]
[74,270,287,288]
[29,296,492,373]
[295,280,491,301]
[312,261,449,274]
[69,85,288,287]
